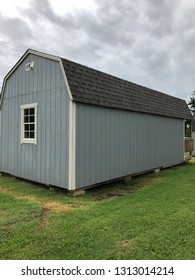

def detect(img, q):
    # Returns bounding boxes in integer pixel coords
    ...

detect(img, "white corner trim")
[68,101,76,190]
[59,60,73,101]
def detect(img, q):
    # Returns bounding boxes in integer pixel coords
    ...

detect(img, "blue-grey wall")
[0,54,69,188]
[75,103,184,189]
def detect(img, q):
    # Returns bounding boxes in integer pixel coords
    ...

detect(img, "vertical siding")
[192,132,195,156]
[0,54,69,189]
[76,103,184,189]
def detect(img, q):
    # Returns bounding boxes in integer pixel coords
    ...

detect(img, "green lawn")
[0,160,195,260]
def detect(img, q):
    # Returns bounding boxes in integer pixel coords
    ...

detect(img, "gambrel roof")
[62,57,192,120]
[0,49,192,120]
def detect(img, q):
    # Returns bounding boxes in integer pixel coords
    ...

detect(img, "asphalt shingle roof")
[62,58,192,120]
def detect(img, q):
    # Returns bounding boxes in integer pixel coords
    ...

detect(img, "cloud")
[0,12,33,43]
[0,0,195,100]
[0,12,34,86]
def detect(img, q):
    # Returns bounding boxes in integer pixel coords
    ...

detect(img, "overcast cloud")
[0,0,195,101]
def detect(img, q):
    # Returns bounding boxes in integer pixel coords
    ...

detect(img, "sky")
[0,0,195,101]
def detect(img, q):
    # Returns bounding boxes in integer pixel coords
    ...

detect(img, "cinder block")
[124,175,132,184]
[154,169,160,174]
[69,189,86,196]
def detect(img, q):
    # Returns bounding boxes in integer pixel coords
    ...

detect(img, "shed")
[0,49,192,192]
[191,119,195,156]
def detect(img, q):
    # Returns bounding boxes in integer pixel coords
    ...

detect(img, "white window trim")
[20,102,38,145]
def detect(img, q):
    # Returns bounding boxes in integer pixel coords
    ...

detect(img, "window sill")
[21,139,37,145]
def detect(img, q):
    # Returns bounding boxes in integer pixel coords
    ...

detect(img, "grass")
[0,160,195,260]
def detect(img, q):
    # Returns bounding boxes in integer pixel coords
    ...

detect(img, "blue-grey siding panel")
[0,54,69,189]
[76,103,184,189]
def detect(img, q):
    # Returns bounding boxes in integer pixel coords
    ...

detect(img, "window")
[21,103,38,144]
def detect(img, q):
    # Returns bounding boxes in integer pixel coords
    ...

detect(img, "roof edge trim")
[59,60,73,100]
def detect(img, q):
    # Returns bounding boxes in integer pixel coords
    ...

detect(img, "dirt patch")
[0,186,12,193]
[0,186,71,212]
[43,201,69,212]
[120,239,135,248]
[87,182,144,201]
[88,173,167,201]
[106,238,138,259]
[38,202,70,228]
[40,207,49,227]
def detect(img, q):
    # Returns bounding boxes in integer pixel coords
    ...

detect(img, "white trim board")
[59,61,73,101]
[68,101,76,190]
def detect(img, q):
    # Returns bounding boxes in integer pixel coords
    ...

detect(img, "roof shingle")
[62,58,192,120]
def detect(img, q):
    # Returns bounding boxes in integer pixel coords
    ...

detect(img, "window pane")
[24,131,29,138]
[30,132,35,138]
[30,124,34,131]
[24,109,29,116]
[24,116,28,123]
[24,124,30,131]
[30,108,34,115]
[30,115,34,122]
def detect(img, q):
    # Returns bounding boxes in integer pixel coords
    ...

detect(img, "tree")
[188,91,195,117]
[184,91,195,137]
[185,120,191,137]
